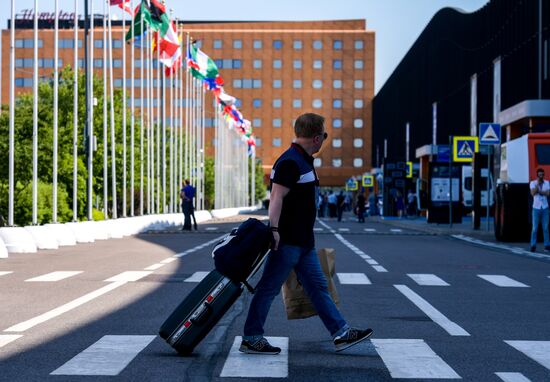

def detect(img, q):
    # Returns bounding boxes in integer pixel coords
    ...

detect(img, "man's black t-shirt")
[270,143,319,249]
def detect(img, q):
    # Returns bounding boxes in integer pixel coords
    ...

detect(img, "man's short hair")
[294,113,325,138]
[537,168,545,174]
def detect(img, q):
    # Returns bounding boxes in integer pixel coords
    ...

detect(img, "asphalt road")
[1,212,549,381]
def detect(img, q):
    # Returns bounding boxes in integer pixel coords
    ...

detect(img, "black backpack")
[212,218,272,289]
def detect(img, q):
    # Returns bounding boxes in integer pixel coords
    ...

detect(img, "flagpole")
[87,0,95,221]
[130,0,135,216]
[184,33,190,183]
[146,23,152,214]
[107,0,117,219]
[121,2,127,217]
[8,0,15,226]
[32,0,38,225]
[150,42,156,214]
[178,23,183,195]
[139,11,144,216]
[156,40,161,213]
[162,56,166,213]
[53,0,59,223]
[73,0,79,221]
[169,23,174,213]
[201,81,205,210]
[102,1,108,219]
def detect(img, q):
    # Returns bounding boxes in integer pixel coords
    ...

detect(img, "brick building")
[1,17,374,186]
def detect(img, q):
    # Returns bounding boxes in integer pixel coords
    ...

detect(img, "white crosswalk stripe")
[407,274,450,286]
[505,340,550,371]
[364,228,376,232]
[0,271,13,277]
[25,271,83,282]
[478,275,529,288]
[50,335,155,376]
[184,271,210,283]
[390,229,403,233]
[495,372,532,382]
[338,228,350,232]
[104,271,152,283]
[205,227,218,231]
[0,334,22,348]
[220,336,288,378]
[336,272,371,285]
[372,339,461,379]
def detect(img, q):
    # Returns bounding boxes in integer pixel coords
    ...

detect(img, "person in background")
[406,189,417,217]
[529,168,550,252]
[395,191,405,218]
[180,179,198,231]
[336,191,345,222]
[356,193,366,223]
[327,191,337,218]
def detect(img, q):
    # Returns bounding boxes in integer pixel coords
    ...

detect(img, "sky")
[1,0,489,94]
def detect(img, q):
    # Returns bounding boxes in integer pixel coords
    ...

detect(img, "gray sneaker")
[334,328,373,352]
[239,337,281,355]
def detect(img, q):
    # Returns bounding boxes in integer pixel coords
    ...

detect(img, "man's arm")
[530,182,538,197]
[269,182,290,251]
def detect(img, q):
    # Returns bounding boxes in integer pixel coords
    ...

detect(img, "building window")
[313,40,323,50]
[253,40,262,49]
[273,59,282,69]
[233,79,261,89]
[273,79,282,88]
[16,39,43,48]
[253,99,262,108]
[354,80,363,89]
[273,40,283,49]
[333,119,342,128]
[293,80,302,89]
[354,99,364,108]
[333,60,342,69]
[354,60,364,69]
[235,99,242,108]
[253,79,262,88]
[93,59,103,68]
[273,138,282,147]
[15,77,32,87]
[355,40,364,50]
[332,138,342,148]
[256,138,262,147]
[213,40,222,49]
[293,60,302,69]
[113,59,122,68]
[94,40,103,49]
[293,40,302,50]
[113,78,122,88]
[313,158,322,168]
[333,40,343,50]
[292,99,302,108]
[312,80,323,89]
[353,138,363,148]
[273,99,282,108]
[233,79,242,88]
[312,99,322,108]
[233,39,242,49]
[253,118,262,127]
[59,39,83,49]
[332,158,342,168]
[313,60,322,69]
[354,119,363,128]
[333,80,342,89]
[273,118,282,128]
[195,41,203,49]
[242,79,253,88]
[333,99,342,108]
[253,59,262,69]
[112,39,122,48]
[353,158,363,167]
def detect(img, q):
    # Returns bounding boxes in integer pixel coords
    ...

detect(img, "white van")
[462,165,494,210]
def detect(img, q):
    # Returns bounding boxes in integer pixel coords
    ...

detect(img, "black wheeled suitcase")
[159,218,272,355]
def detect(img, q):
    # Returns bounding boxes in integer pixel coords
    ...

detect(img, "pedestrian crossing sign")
[479,123,501,145]
[346,179,358,191]
[406,162,413,178]
[362,175,374,187]
[452,136,478,162]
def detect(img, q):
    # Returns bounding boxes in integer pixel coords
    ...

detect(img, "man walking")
[240,113,373,355]
[180,180,198,231]
[530,168,550,252]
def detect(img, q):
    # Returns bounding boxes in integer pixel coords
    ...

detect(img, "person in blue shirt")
[180,179,197,231]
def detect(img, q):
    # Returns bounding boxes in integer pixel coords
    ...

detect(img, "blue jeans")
[531,207,550,248]
[243,244,349,341]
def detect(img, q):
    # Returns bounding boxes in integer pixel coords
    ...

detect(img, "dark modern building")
[372,0,550,166]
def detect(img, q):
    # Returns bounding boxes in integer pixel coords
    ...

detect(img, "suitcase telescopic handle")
[190,302,213,326]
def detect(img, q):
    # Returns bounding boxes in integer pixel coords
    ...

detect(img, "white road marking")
[144,263,164,271]
[205,227,218,231]
[50,335,155,376]
[0,335,22,348]
[0,271,13,277]
[184,271,210,283]
[453,234,550,261]
[220,336,288,378]
[160,257,177,264]
[4,281,126,332]
[478,275,529,288]
[372,339,461,379]
[175,235,225,258]
[407,274,450,286]
[394,285,470,336]
[104,271,152,283]
[366,259,379,265]
[495,372,532,382]
[313,228,324,232]
[25,271,83,282]
[373,265,388,273]
[390,229,403,233]
[336,273,371,285]
[338,228,350,232]
[364,228,376,232]
[505,341,550,371]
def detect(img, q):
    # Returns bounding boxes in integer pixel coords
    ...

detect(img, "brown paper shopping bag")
[281,248,340,320]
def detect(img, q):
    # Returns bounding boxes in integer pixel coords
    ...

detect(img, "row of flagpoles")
[7,0,258,225]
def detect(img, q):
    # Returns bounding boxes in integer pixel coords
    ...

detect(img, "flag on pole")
[187,43,220,82]
[156,21,180,68]
[125,1,148,41]
[147,0,170,35]
[109,0,125,5]
[118,0,137,16]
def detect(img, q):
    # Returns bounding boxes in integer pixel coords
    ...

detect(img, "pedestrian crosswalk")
[37,335,550,379]
[478,275,530,288]
[25,271,83,282]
